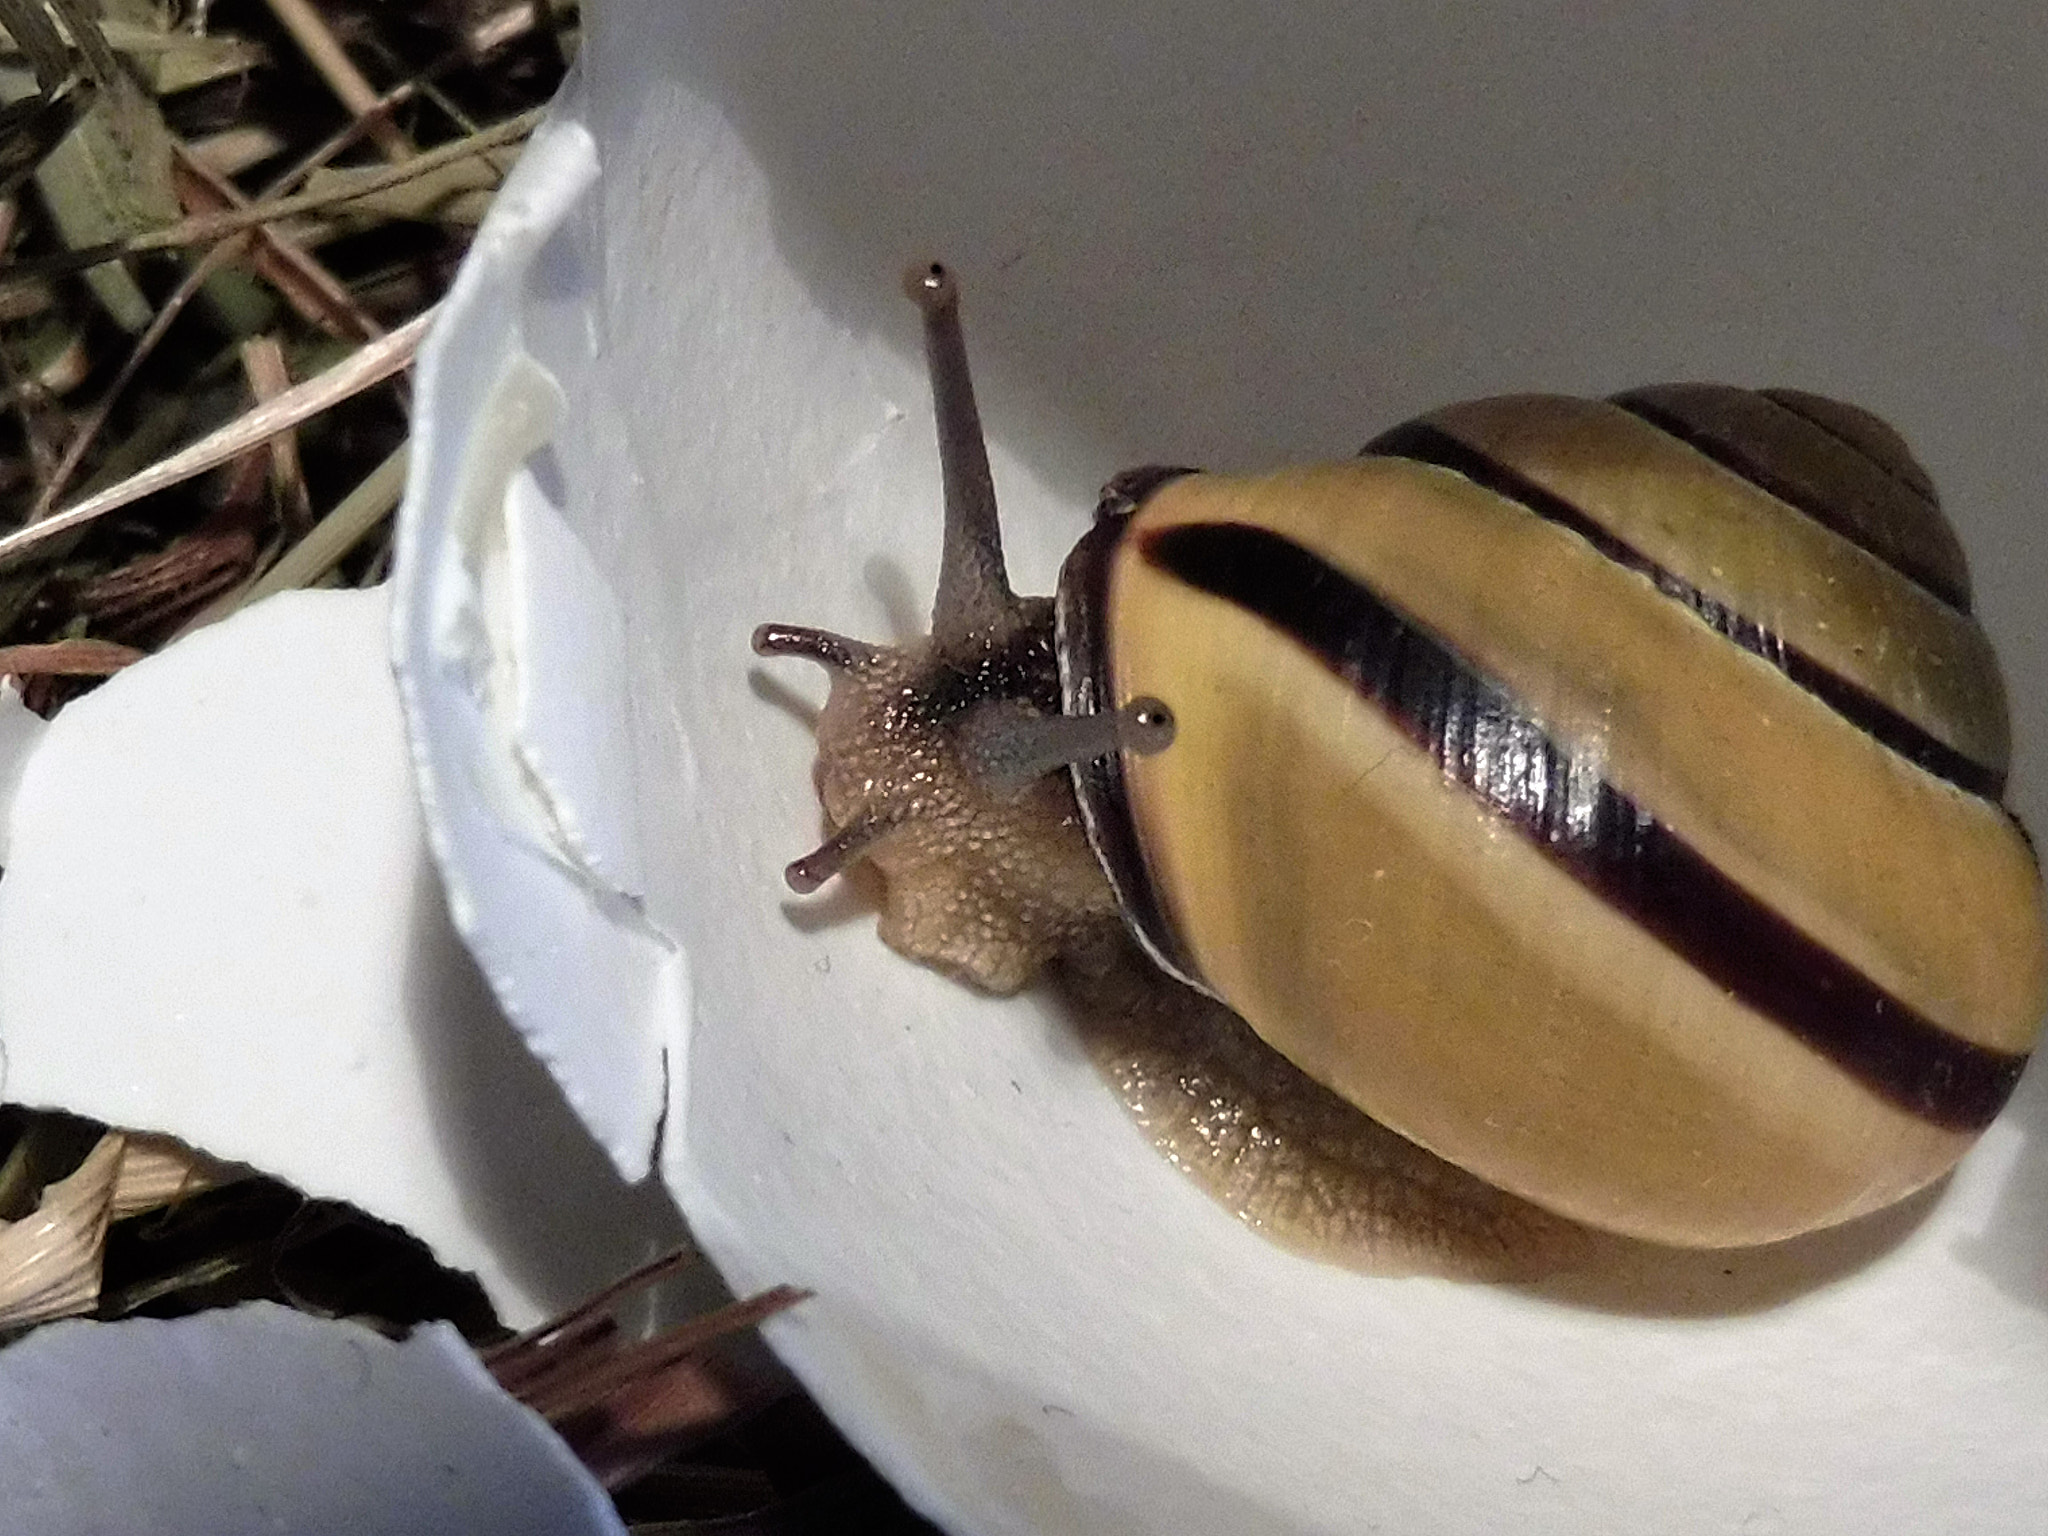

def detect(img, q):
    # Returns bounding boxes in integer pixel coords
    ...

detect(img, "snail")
[754,262,2047,1250]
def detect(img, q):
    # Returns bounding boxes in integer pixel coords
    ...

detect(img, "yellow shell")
[1057,388,2046,1246]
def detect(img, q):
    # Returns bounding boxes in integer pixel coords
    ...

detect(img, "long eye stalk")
[961,696,1178,800]
[783,810,893,894]
[753,265,1178,920]
[905,262,1021,646]
[751,623,883,673]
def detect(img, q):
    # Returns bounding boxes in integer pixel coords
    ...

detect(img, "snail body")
[755,265,2046,1250]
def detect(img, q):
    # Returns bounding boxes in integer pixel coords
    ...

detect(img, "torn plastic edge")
[391,98,677,1184]
[0,1303,628,1536]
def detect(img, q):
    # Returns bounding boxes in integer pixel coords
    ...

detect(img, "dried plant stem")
[243,439,403,593]
[27,232,255,523]
[0,1132,122,1329]
[171,142,380,342]
[40,0,124,87]
[472,4,544,58]
[0,1129,236,1330]
[239,333,313,535]
[261,0,414,162]
[0,3,62,83]
[0,309,434,574]
[26,108,387,526]
[187,125,289,178]
[178,0,553,231]
[519,1286,808,1421]
[483,1247,706,1373]
[258,31,500,197]
[1,108,542,285]
[0,638,144,676]
[184,441,409,630]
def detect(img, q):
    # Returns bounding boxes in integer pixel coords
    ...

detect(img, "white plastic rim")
[0,587,687,1331]
[392,7,2048,1535]
[0,1304,624,1536]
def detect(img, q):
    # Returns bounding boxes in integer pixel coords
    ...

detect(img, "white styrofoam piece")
[391,108,677,1183]
[0,587,685,1329]
[0,1303,624,1536]
[395,6,2048,1534]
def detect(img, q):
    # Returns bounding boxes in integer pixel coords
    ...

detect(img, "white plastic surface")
[0,587,683,1329]
[0,1303,624,1536]
[394,7,2048,1534]
[391,115,677,1184]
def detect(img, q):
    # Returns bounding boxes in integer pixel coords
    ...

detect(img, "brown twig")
[0,308,433,573]
[0,0,80,90]
[261,0,414,163]
[0,107,541,286]
[238,333,313,537]
[483,1246,705,1372]
[40,0,125,88]
[518,1287,809,1422]
[470,4,546,59]
[180,441,409,631]
[170,143,381,344]
[25,228,258,523]
[528,1286,809,1489]
[74,511,260,633]
[0,638,143,676]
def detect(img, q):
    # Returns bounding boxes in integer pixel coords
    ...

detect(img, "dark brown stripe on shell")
[1140,518,2026,1132]
[1611,384,1970,611]
[1760,388,1937,497]
[1055,509,1211,997]
[1362,421,2006,801]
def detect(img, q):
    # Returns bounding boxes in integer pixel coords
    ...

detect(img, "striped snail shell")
[756,264,2046,1250]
